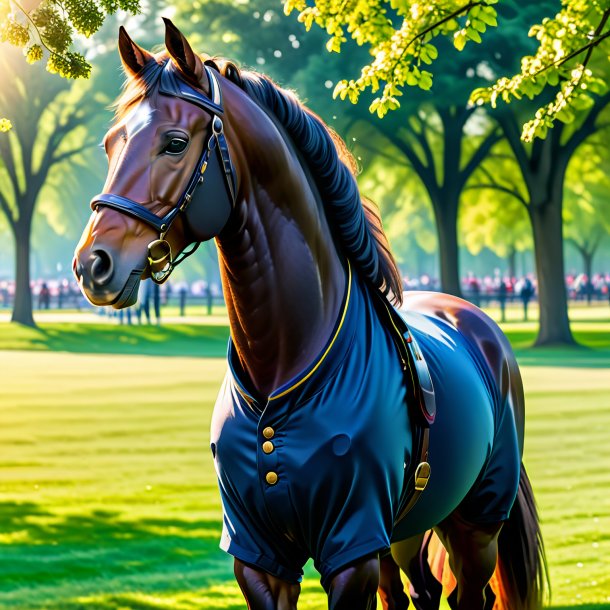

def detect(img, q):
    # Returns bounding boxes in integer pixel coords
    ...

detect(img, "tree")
[484,96,609,344]
[285,0,610,140]
[0,47,106,325]
[311,3,549,296]
[564,140,610,299]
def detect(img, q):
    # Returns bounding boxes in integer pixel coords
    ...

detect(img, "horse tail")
[494,463,549,610]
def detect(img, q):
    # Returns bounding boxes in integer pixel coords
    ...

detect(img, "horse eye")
[163,137,188,155]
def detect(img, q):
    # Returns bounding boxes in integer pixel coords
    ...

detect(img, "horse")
[73,20,547,610]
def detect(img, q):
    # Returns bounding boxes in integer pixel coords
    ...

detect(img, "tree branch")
[357,142,411,165]
[51,138,97,164]
[464,183,528,208]
[405,115,436,178]
[0,136,21,197]
[378,123,439,196]
[563,91,610,158]
[0,190,16,229]
[33,110,87,184]
[459,126,502,190]
[496,110,532,181]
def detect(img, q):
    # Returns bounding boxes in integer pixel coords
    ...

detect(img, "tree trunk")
[11,219,35,327]
[529,201,575,346]
[433,198,461,297]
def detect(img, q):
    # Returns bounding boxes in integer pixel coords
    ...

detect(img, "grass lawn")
[0,304,609,609]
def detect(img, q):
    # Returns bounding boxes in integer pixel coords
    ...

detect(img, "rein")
[90,61,237,283]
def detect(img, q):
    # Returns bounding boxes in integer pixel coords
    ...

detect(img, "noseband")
[90,61,237,283]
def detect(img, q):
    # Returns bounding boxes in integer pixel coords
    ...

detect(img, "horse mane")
[115,54,403,305]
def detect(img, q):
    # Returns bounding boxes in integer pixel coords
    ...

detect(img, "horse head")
[74,20,238,307]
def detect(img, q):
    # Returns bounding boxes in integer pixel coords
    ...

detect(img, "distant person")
[0,282,8,308]
[179,284,188,317]
[39,282,50,309]
[206,283,213,316]
[162,281,171,306]
[498,280,507,323]
[520,277,534,321]
[118,307,133,325]
[466,275,480,307]
[137,279,161,325]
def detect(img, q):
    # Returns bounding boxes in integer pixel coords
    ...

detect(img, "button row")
[262,427,276,484]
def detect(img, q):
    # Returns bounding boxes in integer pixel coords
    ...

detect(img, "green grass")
[0,307,609,609]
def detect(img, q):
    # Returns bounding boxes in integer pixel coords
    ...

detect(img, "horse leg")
[234,558,301,610]
[378,550,410,610]
[391,532,442,610]
[325,553,380,610]
[434,513,503,610]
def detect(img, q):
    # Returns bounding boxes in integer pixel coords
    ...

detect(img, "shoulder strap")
[368,287,436,523]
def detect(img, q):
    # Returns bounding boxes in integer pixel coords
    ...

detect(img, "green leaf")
[477,8,498,27]
[571,94,595,110]
[453,30,467,51]
[406,70,419,86]
[547,70,559,86]
[419,71,433,90]
[466,27,482,43]
[555,107,575,124]
[471,18,487,33]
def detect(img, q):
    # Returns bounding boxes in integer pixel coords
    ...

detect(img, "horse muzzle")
[73,245,145,308]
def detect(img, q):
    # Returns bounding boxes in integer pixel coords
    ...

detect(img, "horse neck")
[215,100,345,399]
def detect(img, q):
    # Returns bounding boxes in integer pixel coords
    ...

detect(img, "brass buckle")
[147,239,173,283]
[414,461,431,492]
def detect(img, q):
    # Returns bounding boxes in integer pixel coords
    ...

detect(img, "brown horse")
[74,21,546,610]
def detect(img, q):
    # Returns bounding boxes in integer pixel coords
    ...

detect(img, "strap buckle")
[414,461,431,492]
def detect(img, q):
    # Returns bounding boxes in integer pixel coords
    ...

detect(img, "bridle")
[90,60,237,283]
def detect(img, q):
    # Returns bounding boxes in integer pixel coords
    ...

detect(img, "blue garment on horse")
[210,265,520,586]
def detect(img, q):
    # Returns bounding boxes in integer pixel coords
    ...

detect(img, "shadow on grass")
[0,323,230,358]
[0,501,235,608]
[503,328,610,368]
[2,321,609,366]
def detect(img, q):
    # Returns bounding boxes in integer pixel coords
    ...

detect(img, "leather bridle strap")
[89,62,237,280]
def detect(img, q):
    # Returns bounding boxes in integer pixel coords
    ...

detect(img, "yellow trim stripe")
[234,382,255,406]
[269,262,352,401]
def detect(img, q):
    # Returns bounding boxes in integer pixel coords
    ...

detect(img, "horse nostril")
[89,249,114,286]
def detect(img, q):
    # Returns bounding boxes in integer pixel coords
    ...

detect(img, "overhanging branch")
[0,190,16,229]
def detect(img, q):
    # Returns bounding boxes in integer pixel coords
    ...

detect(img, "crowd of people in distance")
[1,271,609,324]
[0,277,223,323]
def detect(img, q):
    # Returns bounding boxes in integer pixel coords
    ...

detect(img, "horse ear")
[163,17,203,81]
[118,26,153,77]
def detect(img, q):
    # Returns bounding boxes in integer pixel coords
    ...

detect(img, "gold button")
[262,427,275,439]
[262,441,274,454]
[265,471,278,485]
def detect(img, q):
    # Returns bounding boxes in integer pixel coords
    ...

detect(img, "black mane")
[234,69,402,305]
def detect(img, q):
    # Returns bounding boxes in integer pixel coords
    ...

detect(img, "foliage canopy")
[284,0,610,140]
[0,0,140,79]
